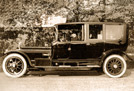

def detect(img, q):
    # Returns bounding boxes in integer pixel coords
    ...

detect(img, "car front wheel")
[103,55,127,78]
[2,53,27,78]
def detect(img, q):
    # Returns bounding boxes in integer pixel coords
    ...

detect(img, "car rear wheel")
[2,53,27,78]
[103,55,127,78]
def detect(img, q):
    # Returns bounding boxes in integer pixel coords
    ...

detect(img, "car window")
[89,25,103,39]
[106,25,124,40]
[58,24,84,42]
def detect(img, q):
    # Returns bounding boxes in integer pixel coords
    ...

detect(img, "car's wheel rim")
[106,57,124,76]
[5,57,24,75]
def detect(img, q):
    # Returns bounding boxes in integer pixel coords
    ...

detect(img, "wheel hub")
[6,58,24,74]
[113,64,118,69]
[106,58,123,75]
[11,62,16,68]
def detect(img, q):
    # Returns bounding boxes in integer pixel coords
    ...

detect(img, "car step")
[58,65,100,68]
[35,65,100,68]
[86,65,100,68]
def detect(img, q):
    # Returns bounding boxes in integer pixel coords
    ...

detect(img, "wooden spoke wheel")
[2,54,27,78]
[103,55,127,78]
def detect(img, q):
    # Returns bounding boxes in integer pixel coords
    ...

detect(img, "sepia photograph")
[0,0,134,91]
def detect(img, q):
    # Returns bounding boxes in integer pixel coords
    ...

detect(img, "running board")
[58,65,100,68]
[31,65,100,71]
[86,65,100,68]
[35,65,101,68]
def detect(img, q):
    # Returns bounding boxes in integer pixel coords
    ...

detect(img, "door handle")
[86,43,90,45]
[86,43,96,45]
[68,47,71,51]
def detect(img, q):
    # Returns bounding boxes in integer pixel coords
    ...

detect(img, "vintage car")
[2,22,129,78]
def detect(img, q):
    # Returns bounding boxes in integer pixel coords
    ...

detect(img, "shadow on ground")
[127,61,134,69]
[27,68,103,77]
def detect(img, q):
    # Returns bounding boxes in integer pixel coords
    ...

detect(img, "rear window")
[106,25,124,40]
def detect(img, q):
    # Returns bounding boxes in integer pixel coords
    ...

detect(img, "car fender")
[4,50,34,67]
[100,49,128,66]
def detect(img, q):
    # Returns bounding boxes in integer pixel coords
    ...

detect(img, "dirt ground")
[0,68,134,91]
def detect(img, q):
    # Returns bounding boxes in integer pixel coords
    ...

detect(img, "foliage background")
[0,0,134,71]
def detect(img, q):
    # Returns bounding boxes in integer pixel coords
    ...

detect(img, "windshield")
[24,27,56,47]
[57,24,84,42]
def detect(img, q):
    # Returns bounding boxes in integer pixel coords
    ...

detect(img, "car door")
[68,24,86,59]
[55,24,86,59]
[86,24,104,58]
[52,42,70,59]
[69,42,87,59]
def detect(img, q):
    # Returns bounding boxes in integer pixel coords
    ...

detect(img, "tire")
[2,53,27,78]
[103,55,127,78]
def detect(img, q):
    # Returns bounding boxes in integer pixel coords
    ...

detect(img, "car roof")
[55,22,125,25]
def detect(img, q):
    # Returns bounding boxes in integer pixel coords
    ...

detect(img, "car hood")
[20,47,51,54]
[3,47,52,57]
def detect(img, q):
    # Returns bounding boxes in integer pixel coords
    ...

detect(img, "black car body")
[2,22,129,78]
